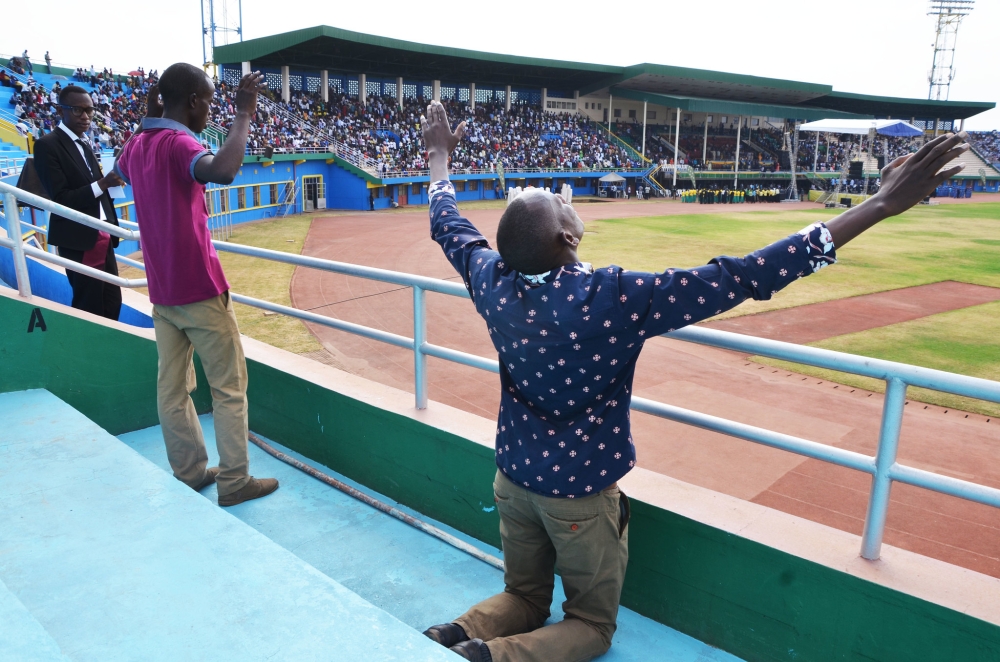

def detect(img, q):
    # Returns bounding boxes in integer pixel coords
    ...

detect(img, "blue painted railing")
[3,179,999,563]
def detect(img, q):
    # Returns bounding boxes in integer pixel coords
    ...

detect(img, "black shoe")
[422,622,468,648]
[450,639,492,662]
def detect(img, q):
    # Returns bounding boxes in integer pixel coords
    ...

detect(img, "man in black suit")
[33,85,124,320]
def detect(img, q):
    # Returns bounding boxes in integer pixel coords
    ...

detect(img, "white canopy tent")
[798,119,923,137]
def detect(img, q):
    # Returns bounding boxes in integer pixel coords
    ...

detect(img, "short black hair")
[58,84,89,104]
[158,63,213,107]
[496,196,562,275]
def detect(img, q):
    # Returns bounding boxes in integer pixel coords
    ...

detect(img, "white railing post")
[3,191,31,297]
[860,377,908,560]
[413,285,428,409]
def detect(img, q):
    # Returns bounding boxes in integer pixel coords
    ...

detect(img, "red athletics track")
[289,197,1000,578]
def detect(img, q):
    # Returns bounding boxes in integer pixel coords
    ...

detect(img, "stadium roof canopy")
[214,26,995,121]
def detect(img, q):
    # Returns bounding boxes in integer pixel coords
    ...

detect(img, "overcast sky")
[12,0,999,129]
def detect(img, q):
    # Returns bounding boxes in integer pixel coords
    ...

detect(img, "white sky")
[10,0,999,129]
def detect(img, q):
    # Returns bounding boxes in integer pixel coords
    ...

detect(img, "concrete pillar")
[469,82,476,110]
[432,80,441,102]
[505,85,511,111]
[241,61,251,76]
[933,117,939,138]
[359,73,367,106]
[702,116,708,167]
[280,65,290,103]
[607,94,612,128]
[396,76,404,108]
[321,70,329,103]
[641,100,647,157]
[541,87,548,111]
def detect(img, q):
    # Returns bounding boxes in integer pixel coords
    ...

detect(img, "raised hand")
[234,72,267,117]
[421,101,466,158]
[876,132,969,217]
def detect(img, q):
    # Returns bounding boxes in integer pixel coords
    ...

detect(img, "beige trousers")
[454,471,630,662]
[152,292,250,497]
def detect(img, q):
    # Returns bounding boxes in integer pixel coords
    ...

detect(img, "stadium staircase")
[652,131,688,161]
[596,123,650,165]
[959,144,1000,178]
[641,163,668,195]
[0,388,740,662]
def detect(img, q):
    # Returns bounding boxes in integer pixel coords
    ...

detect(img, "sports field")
[200,196,1000,414]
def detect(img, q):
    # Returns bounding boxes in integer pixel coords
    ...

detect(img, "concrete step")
[119,413,743,662]
[0,389,457,662]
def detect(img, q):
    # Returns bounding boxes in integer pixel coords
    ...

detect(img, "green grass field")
[120,198,1000,414]
[579,199,1000,415]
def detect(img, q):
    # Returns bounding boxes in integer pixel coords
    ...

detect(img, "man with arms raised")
[418,99,969,661]
[115,64,278,506]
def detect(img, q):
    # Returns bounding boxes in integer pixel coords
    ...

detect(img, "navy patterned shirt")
[429,181,837,498]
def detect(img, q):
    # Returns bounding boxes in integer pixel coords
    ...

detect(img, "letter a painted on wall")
[27,308,47,333]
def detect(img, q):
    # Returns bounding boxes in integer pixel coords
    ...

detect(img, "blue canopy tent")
[798,119,923,137]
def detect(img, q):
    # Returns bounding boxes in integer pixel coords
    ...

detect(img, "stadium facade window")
[237,188,246,210]
[223,67,241,87]
[219,189,229,213]
[329,77,343,93]
[265,72,283,91]
[585,102,589,109]
[403,84,417,99]
[348,79,359,97]
[289,75,302,91]
[683,114,692,122]
[366,81,380,98]
[269,184,278,205]
[496,90,506,103]
[458,88,470,102]
[384,82,397,98]
[252,186,261,208]
[614,108,621,118]
[475,88,493,103]
[706,115,714,123]
[467,180,479,190]
[720,116,728,124]
[628,109,636,119]
[752,118,760,126]
[454,180,466,192]
[306,77,320,93]
[647,111,657,120]
[440,86,456,100]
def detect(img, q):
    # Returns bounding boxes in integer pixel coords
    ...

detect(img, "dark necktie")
[75,138,101,183]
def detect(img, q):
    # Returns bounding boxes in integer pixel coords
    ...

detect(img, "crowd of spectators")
[969,131,1000,165]
[4,56,995,177]
[215,87,651,173]
[4,60,158,155]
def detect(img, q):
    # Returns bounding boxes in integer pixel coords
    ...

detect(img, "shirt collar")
[58,122,85,142]
[520,262,593,287]
[140,117,201,141]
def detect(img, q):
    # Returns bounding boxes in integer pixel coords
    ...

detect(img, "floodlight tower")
[927,0,974,101]
[201,0,243,77]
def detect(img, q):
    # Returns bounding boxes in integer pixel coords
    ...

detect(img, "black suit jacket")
[33,128,119,251]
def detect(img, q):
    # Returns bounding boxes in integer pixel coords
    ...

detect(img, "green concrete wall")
[2,293,998,661]
[0,295,211,434]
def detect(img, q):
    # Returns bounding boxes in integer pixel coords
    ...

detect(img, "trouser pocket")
[618,491,631,539]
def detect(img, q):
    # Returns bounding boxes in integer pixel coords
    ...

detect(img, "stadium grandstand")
[3,26,998,214]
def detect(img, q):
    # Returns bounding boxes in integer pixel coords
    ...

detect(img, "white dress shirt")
[58,122,105,221]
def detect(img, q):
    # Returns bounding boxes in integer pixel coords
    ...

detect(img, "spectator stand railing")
[3,178,1000,564]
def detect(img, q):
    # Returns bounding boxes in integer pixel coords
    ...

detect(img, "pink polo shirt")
[116,118,229,306]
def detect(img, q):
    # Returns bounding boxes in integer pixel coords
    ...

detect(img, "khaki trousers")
[152,292,250,497]
[454,471,630,662]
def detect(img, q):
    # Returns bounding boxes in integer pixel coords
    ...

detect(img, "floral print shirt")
[429,180,836,498]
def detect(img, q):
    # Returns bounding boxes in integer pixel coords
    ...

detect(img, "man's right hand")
[875,132,969,218]
[99,172,123,191]
[234,72,266,117]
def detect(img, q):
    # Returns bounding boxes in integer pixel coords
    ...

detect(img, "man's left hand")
[421,101,466,159]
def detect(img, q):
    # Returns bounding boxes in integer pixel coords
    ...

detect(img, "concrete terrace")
[0,388,738,661]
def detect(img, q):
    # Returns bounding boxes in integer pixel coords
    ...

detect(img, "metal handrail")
[3,180,1000,563]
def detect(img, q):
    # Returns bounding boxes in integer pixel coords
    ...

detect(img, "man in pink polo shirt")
[116,63,277,507]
